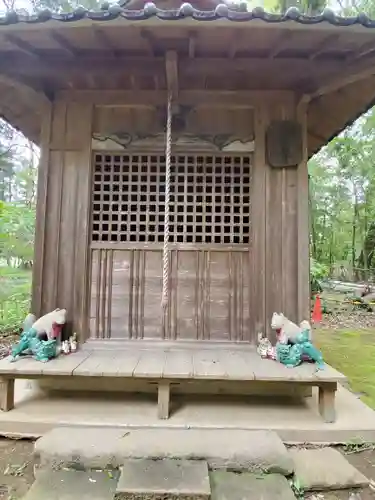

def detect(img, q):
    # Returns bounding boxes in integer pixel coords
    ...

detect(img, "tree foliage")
[310,109,375,280]
[0,125,37,269]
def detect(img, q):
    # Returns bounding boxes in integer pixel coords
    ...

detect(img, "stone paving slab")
[115,459,210,500]
[210,471,297,500]
[21,469,118,500]
[35,427,294,474]
[289,448,369,491]
[34,427,127,468]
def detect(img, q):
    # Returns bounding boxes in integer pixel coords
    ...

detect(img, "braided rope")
[161,92,172,313]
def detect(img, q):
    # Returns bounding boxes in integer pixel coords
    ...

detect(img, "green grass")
[0,267,32,335]
[316,328,375,409]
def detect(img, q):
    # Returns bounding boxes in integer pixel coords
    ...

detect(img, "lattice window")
[91,153,252,244]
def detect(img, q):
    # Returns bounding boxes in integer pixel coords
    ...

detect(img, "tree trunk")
[352,187,358,280]
[0,171,5,202]
[308,177,317,259]
[358,221,375,277]
[363,203,369,281]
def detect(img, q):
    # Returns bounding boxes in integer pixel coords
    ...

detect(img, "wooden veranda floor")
[0,345,346,422]
[0,345,345,382]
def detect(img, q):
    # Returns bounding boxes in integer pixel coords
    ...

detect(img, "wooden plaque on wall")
[266,120,303,168]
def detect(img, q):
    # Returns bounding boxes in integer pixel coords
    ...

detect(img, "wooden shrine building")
[0,0,374,421]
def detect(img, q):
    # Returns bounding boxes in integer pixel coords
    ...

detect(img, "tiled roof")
[0,4,375,27]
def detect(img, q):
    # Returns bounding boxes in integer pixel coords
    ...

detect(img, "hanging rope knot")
[161,93,172,312]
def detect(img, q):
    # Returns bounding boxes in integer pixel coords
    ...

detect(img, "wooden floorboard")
[102,350,141,377]
[133,350,166,378]
[41,351,90,376]
[314,364,347,382]
[73,351,114,376]
[219,351,255,380]
[163,350,193,378]
[192,351,228,379]
[0,346,347,383]
[0,357,43,376]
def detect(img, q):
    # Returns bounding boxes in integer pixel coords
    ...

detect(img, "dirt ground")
[0,439,34,500]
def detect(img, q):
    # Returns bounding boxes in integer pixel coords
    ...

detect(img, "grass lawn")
[316,328,375,409]
[0,267,32,335]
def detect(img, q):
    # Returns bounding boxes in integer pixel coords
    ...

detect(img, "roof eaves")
[310,94,375,157]
[0,5,375,27]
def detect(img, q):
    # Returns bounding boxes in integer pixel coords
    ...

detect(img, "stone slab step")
[34,427,294,475]
[21,469,118,500]
[210,471,296,500]
[289,448,369,491]
[115,459,210,500]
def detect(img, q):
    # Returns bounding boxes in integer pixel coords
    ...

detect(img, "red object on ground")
[312,294,323,323]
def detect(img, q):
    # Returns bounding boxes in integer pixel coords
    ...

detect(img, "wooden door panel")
[90,248,250,341]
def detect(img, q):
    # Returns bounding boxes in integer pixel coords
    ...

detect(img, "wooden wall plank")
[297,101,310,321]
[31,103,52,318]
[57,151,79,318]
[65,103,92,150]
[89,248,249,341]
[32,100,93,341]
[283,167,298,322]
[50,100,67,151]
[265,166,284,338]
[72,103,93,339]
[41,149,64,314]
[257,93,308,337]
[251,105,267,337]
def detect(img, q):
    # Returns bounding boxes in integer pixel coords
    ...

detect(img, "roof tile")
[0,5,374,27]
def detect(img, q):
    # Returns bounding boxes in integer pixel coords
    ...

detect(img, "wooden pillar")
[31,100,93,341]
[251,104,267,335]
[252,94,309,338]
[32,103,52,318]
[296,101,310,322]
[0,378,15,412]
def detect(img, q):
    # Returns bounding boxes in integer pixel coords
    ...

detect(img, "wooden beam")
[309,34,339,60]
[228,31,242,59]
[355,39,375,60]
[188,31,196,58]
[140,29,156,56]
[4,34,40,59]
[268,31,292,59]
[0,73,51,108]
[0,56,348,80]
[302,53,375,102]
[58,89,292,108]
[307,128,327,143]
[165,51,178,102]
[130,75,137,89]
[49,30,78,57]
[93,27,118,57]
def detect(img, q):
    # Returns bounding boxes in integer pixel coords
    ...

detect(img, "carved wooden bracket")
[266,120,303,168]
